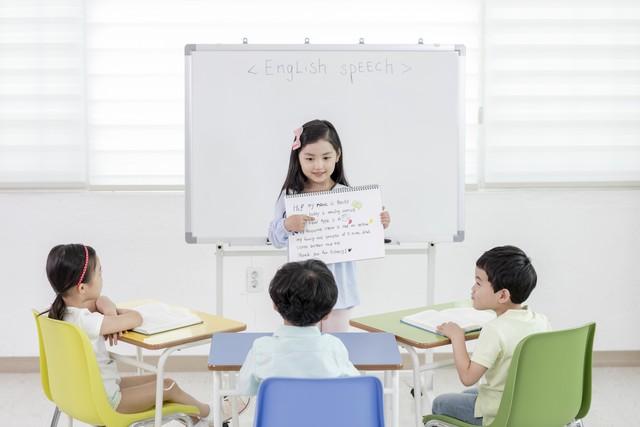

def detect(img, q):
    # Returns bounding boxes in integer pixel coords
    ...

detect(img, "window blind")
[11,2,637,187]
[0,0,86,187]
[85,0,481,187]
[482,0,640,184]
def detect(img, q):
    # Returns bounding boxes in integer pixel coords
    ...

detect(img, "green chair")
[35,311,201,427]
[424,323,595,427]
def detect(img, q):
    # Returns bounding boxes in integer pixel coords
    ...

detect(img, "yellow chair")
[34,311,200,427]
[32,310,62,427]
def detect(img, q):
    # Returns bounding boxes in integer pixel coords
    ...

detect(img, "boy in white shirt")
[236,259,359,396]
[432,245,551,426]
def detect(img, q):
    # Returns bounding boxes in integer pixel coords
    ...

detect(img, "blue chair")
[253,376,385,427]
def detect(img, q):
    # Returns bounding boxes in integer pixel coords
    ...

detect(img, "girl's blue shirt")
[268,184,359,310]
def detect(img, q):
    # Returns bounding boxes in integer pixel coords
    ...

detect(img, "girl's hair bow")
[292,127,303,150]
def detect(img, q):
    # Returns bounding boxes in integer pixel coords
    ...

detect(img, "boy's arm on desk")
[439,322,487,386]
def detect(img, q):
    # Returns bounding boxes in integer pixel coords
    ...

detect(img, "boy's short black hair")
[476,245,537,304]
[269,259,338,326]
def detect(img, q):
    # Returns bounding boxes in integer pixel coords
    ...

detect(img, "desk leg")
[383,371,391,426]
[392,370,400,427]
[154,348,172,427]
[118,339,211,427]
[402,344,423,427]
[136,346,143,375]
[423,349,434,409]
[212,372,222,427]
[383,371,399,427]
[229,372,239,427]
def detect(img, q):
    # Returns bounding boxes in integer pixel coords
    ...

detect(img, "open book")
[130,302,203,335]
[401,307,496,335]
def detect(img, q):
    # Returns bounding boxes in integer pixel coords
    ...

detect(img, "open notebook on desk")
[401,307,496,336]
[130,302,203,335]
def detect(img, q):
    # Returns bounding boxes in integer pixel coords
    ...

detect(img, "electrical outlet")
[246,266,263,293]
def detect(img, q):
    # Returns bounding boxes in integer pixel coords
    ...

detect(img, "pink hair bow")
[292,127,302,150]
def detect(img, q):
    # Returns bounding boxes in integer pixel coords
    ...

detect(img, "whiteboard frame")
[185,43,466,245]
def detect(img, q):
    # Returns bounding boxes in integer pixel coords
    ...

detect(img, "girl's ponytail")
[48,293,67,320]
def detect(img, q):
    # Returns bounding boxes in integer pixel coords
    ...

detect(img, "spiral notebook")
[131,302,203,335]
[284,184,385,264]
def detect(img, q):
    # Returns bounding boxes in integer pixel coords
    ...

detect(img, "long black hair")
[45,244,97,320]
[279,119,349,195]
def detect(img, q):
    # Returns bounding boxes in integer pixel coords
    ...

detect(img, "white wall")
[3,189,639,357]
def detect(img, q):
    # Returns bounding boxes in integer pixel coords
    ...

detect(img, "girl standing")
[268,120,391,332]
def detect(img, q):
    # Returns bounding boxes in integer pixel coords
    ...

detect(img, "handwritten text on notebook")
[285,185,385,264]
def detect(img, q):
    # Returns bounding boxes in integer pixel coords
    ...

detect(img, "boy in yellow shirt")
[432,245,551,426]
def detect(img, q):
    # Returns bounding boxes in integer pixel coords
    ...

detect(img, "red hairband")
[76,245,89,288]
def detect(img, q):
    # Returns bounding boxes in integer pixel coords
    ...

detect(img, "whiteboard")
[185,44,465,245]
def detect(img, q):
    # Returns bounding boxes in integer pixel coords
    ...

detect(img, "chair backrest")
[491,322,596,427]
[32,309,53,402]
[36,313,118,426]
[253,376,385,427]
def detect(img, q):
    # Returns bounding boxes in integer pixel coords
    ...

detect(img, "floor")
[3,366,637,426]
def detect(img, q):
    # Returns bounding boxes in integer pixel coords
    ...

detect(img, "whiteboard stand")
[427,242,436,307]
[213,241,439,408]
[215,243,224,316]
[212,242,437,316]
[213,241,439,404]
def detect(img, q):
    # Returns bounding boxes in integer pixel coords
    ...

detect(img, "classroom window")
[0,0,87,187]
[1,0,638,188]
[482,0,640,184]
